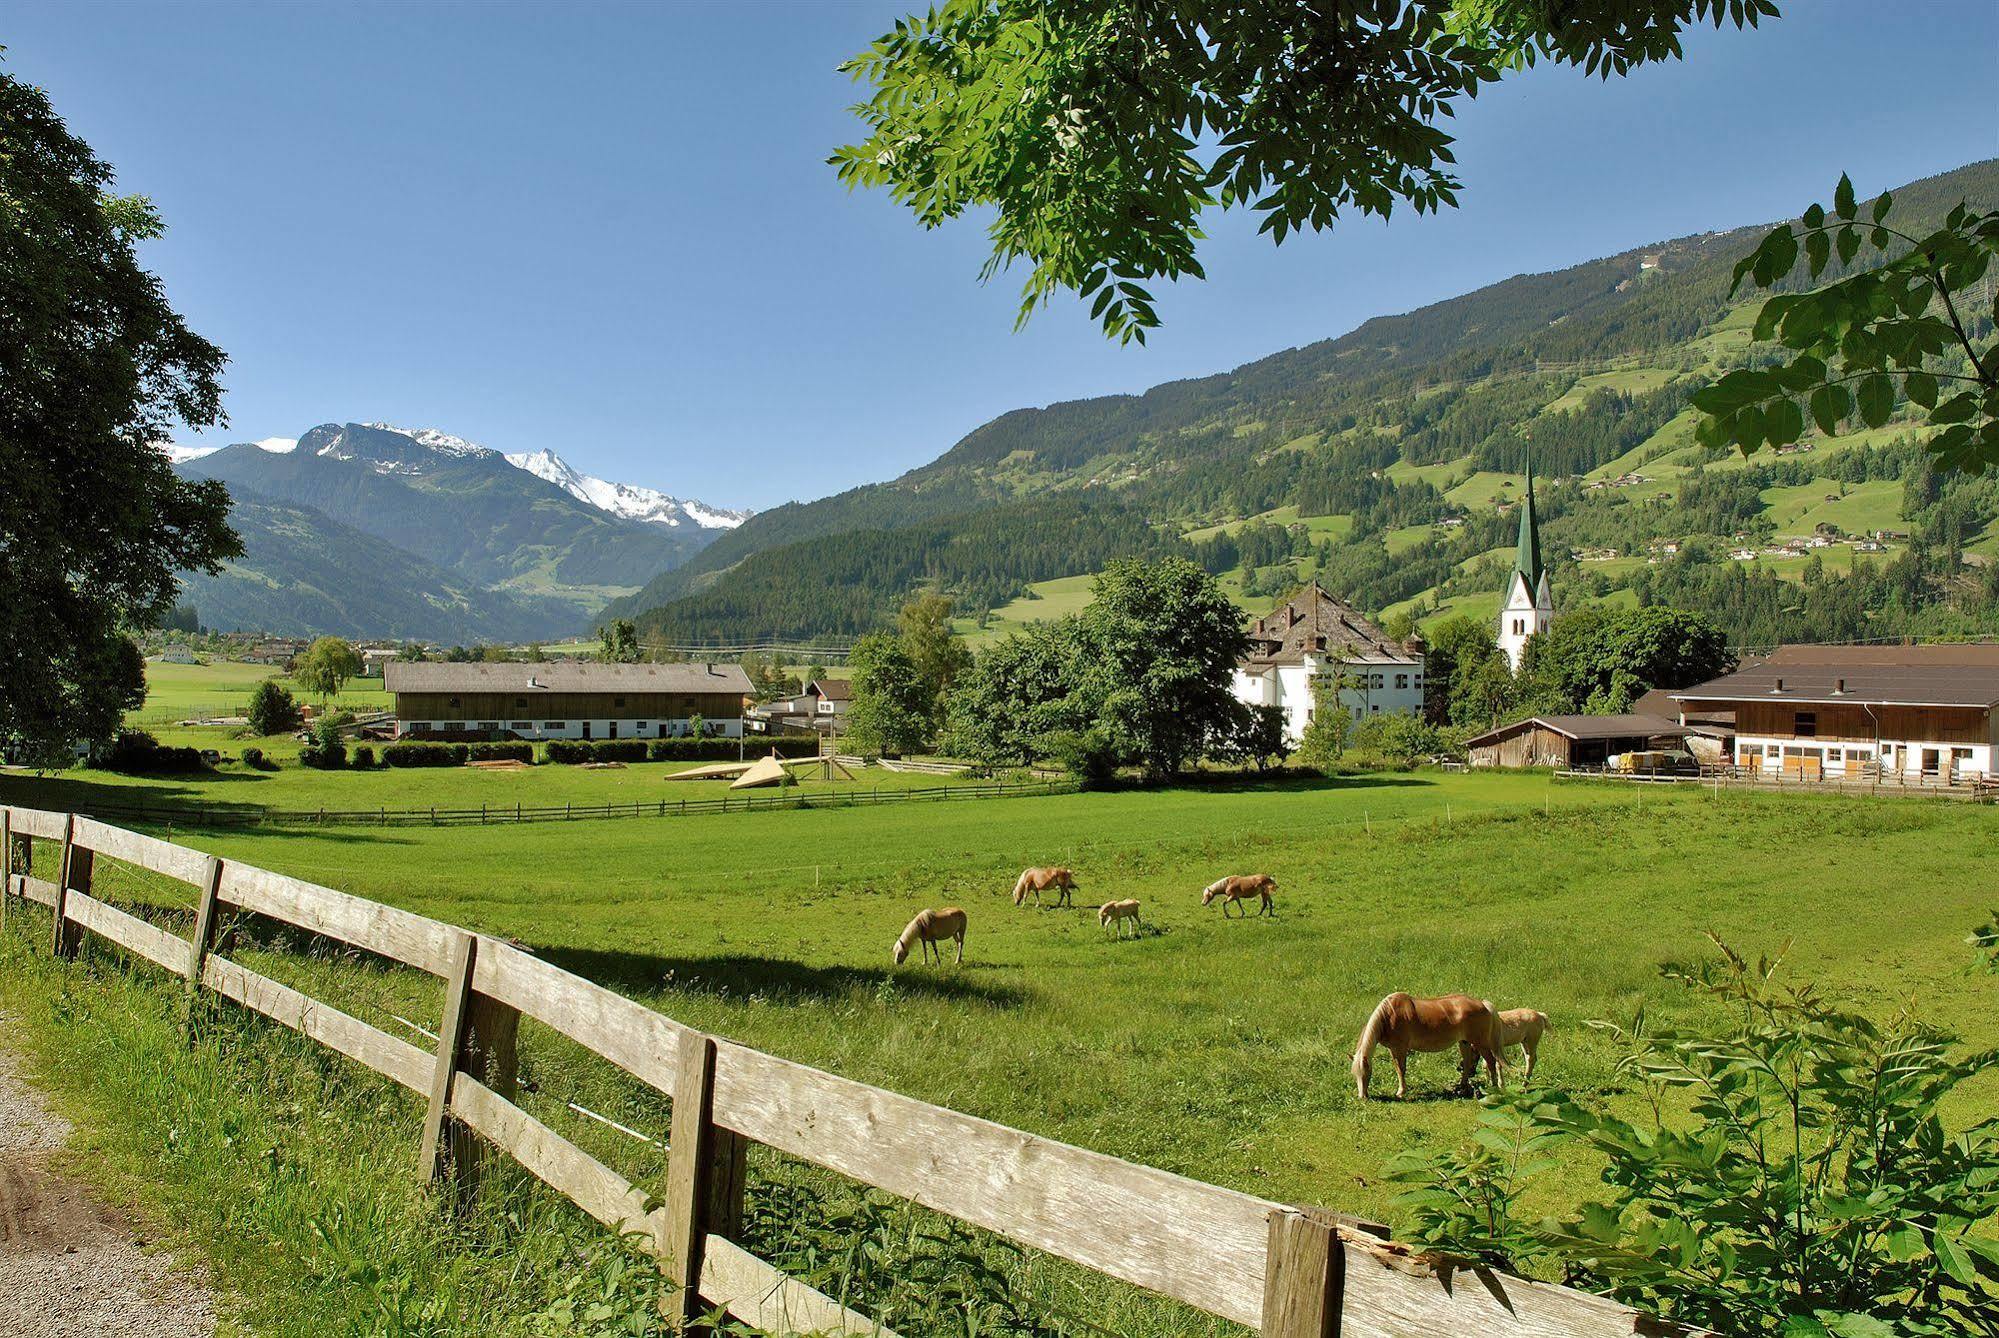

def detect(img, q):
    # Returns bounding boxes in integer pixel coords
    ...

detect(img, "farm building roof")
[384,661,753,695]
[807,678,852,701]
[1672,644,1999,709]
[1239,583,1420,668]
[1462,714,1691,748]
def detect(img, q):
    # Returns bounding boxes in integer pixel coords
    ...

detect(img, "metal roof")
[1672,646,1999,709]
[384,661,753,694]
[1463,714,1691,748]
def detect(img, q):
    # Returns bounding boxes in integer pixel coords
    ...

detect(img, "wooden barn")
[1464,714,1690,769]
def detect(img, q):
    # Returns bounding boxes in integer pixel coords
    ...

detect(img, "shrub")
[467,741,532,763]
[546,738,659,764]
[246,679,302,736]
[297,720,346,770]
[350,744,374,769]
[645,736,810,763]
[103,730,207,773]
[384,741,468,768]
[1388,937,1999,1335]
[1041,727,1118,788]
[239,746,274,771]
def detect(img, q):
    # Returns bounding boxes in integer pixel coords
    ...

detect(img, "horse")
[1481,1005,1547,1080]
[1201,874,1276,918]
[1351,992,1503,1101]
[1012,866,1077,908]
[892,907,967,966]
[1098,899,1141,938]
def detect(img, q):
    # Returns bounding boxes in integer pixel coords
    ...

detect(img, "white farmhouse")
[1231,583,1426,743]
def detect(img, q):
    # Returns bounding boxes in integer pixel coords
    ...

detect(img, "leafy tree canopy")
[896,592,972,724]
[1695,175,1999,472]
[0,73,239,765]
[845,630,933,756]
[835,0,1775,341]
[246,679,302,737]
[293,637,361,703]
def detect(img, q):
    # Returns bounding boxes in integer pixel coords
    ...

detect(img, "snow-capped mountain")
[505,447,748,530]
[160,436,296,464]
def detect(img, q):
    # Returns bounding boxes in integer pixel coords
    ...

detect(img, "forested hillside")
[624,160,1999,649]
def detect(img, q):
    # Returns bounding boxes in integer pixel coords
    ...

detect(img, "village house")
[1231,583,1425,743]
[1463,714,1691,769]
[1670,644,1999,781]
[747,677,850,734]
[384,661,752,741]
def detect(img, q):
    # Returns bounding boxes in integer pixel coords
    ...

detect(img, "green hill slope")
[622,160,1999,648]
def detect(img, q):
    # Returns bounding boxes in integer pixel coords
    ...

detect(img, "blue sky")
[8,2,1995,510]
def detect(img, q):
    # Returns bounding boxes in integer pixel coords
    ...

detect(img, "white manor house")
[1230,583,1426,743]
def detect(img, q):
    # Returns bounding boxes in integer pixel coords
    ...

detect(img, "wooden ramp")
[728,755,790,790]
[664,762,754,782]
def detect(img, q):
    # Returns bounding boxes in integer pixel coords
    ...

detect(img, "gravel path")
[0,1022,217,1338]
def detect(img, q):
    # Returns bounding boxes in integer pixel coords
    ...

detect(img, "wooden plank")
[2,806,67,840]
[60,890,190,973]
[185,857,225,993]
[662,1031,719,1322]
[710,1041,1278,1328]
[471,938,688,1097]
[219,861,460,976]
[700,1237,894,1338]
[1262,1210,1340,1338]
[420,933,478,1183]
[199,954,431,1092]
[14,874,57,908]
[54,815,90,959]
[1334,1229,1715,1338]
[70,817,212,886]
[0,808,10,934]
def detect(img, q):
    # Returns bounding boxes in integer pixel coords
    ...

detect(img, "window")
[406,721,428,733]
[1738,743,1764,761]
[1394,673,1409,690]
[1794,711,1817,738]
[479,721,498,732]
[545,721,566,730]
[1512,618,1524,635]
[512,721,531,730]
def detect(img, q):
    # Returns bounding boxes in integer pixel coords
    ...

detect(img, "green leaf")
[1837,226,1861,266]
[1904,370,1938,408]
[1871,189,1892,223]
[1809,384,1852,435]
[1882,1222,1926,1260]
[1935,1232,1977,1286]
[1856,374,1895,428]
[1828,1315,1897,1338]
[1834,173,1857,221]
[1766,397,1805,446]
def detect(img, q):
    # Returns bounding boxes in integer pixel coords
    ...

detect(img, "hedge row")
[542,737,819,765]
[385,740,535,767]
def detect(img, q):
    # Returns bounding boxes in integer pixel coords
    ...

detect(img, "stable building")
[1231,583,1426,743]
[1464,714,1691,769]
[1670,644,1999,781]
[385,661,752,741]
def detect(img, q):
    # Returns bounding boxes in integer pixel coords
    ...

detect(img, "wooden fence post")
[662,1030,741,1326]
[420,932,479,1196]
[183,855,226,1012]
[1262,1208,1341,1338]
[0,808,11,934]
[53,815,91,959]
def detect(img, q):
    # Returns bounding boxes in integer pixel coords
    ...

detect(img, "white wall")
[1232,653,1425,744]
[1734,733,1990,779]
[395,718,744,741]
[1496,571,1551,672]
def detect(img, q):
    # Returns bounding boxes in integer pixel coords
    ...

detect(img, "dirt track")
[0,1025,216,1338]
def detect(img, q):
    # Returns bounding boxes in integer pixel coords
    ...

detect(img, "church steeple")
[1513,443,1544,593]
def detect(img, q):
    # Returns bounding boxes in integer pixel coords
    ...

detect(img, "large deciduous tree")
[0,74,239,765]
[293,637,362,705]
[896,592,972,725]
[845,630,933,756]
[834,0,1774,341]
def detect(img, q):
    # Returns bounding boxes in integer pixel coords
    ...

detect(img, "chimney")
[1771,677,1785,693]
[1833,678,1846,694]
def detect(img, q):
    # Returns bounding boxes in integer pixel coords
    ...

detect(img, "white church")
[1497,453,1553,671]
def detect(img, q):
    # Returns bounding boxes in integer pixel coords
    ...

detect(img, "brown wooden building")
[384,661,753,741]
[1464,714,1690,770]
[1670,644,1999,780]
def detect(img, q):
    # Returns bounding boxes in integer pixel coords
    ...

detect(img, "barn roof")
[384,661,753,695]
[1463,714,1691,748]
[1672,644,1999,709]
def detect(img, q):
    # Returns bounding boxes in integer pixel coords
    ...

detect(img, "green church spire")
[1513,443,1543,593]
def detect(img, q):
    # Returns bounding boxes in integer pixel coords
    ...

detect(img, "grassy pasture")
[130,658,394,727]
[1,778,1995,1335]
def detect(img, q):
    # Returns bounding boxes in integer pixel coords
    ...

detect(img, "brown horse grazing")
[1483,1005,1548,1080]
[893,907,967,966]
[1012,866,1077,908]
[1201,874,1275,917]
[1352,993,1502,1101]
[1098,898,1141,938]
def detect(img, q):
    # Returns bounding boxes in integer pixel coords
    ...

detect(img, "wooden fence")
[0,802,1708,1337]
[43,777,1071,832]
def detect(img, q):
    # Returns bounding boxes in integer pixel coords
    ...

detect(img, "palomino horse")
[1201,874,1276,918]
[1352,992,1502,1101]
[1482,1005,1548,1080]
[892,907,967,965]
[1012,866,1077,908]
[1098,899,1141,938]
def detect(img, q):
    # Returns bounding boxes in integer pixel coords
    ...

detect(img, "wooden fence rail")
[43,777,1072,832]
[0,803,1709,1337]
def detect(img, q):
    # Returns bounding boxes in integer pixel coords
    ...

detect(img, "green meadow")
[2,774,1995,1335]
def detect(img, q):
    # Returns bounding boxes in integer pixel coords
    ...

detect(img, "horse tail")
[1352,993,1400,1075]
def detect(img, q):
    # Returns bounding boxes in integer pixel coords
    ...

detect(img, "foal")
[892,907,967,966]
[1351,993,1502,1101]
[1201,874,1276,917]
[1011,867,1077,908]
[1487,1006,1548,1080]
[1098,899,1141,938]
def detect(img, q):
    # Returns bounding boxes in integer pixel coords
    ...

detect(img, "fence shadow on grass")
[533,944,1029,1009]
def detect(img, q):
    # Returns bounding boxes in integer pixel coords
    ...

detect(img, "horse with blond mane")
[1011,866,1077,908]
[892,907,967,966]
[1098,898,1141,938]
[1201,874,1275,917]
[1352,992,1502,1101]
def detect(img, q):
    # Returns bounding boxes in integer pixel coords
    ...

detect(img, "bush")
[350,744,374,769]
[1388,938,1999,1334]
[239,746,275,771]
[546,738,662,764]
[645,736,811,763]
[467,741,533,763]
[297,720,346,770]
[1041,727,1118,788]
[384,741,469,768]
[103,730,207,773]
[246,679,302,736]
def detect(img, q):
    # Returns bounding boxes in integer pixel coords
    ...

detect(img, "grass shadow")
[534,944,1028,1009]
